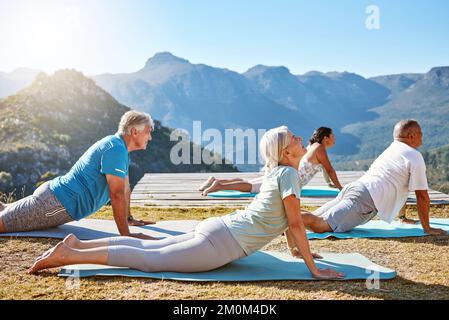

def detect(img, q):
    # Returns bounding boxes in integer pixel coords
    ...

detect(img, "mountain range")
[92,53,394,156]
[0,68,41,99]
[1,52,448,191]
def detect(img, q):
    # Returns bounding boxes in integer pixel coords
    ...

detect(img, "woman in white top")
[29,126,344,280]
[200,127,343,195]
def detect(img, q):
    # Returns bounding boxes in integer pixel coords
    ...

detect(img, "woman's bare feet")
[63,233,81,249]
[199,177,216,191]
[399,217,418,225]
[128,217,156,226]
[28,242,73,274]
[36,247,54,261]
[202,180,222,196]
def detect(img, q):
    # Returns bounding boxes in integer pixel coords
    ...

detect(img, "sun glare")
[13,3,83,72]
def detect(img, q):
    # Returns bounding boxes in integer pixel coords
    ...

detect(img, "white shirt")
[358,141,429,223]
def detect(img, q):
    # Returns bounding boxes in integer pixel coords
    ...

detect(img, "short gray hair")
[118,111,154,135]
[393,119,420,139]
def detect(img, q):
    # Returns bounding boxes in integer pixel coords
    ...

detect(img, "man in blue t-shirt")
[0,111,155,240]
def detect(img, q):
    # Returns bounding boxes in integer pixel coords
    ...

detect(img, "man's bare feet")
[199,177,216,191]
[399,217,418,225]
[63,233,81,249]
[28,242,73,274]
[202,180,222,196]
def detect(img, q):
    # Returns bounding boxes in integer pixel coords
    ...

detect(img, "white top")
[358,141,429,223]
[248,159,321,193]
[297,158,322,187]
[222,166,301,255]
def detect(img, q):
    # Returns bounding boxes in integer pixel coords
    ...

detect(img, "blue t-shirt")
[50,133,129,220]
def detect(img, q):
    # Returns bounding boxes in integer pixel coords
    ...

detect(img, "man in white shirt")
[302,120,447,235]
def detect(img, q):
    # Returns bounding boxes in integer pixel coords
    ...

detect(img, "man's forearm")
[110,192,131,236]
[126,188,132,218]
[416,198,431,230]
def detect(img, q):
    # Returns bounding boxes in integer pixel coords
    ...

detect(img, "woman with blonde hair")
[200,127,343,195]
[29,126,344,280]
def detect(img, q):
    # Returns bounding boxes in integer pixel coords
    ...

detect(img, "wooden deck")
[131,171,449,208]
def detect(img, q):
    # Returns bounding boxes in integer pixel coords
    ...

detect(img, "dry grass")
[0,205,448,300]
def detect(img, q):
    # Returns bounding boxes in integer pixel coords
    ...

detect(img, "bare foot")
[202,180,222,196]
[36,247,54,260]
[199,177,216,191]
[63,233,81,249]
[399,217,418,225]
[28,242,73,274]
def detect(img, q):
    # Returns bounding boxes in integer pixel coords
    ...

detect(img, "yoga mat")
[307,218,449,239]
[207,190,258,198]
[301,186,340,197]
[59,251,396,281]
[207,186,340,198]
[0,219,198,240]
[1,218,447,241]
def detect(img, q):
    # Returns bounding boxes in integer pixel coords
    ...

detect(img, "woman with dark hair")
[199,127,343,195]
[298,127,343,191]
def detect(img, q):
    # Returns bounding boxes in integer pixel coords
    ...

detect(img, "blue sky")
[0,0,448,77]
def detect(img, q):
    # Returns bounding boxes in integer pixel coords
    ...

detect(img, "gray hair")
[260,126,290,175]
[118,111,154,135]
[393,119,420,139]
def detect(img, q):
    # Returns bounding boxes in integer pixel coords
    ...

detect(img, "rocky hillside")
[422,144,449,193]
[342,67,449,160]
[0,70,236,196]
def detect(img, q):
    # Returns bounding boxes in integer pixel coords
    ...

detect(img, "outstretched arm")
[316,147,343,190]
[283,195,344,279]
[125,176,155,226]
[106,175,155,239]
[415,190,447,235]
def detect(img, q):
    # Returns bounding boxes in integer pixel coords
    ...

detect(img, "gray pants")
[0,181,73,233]
[108,217,246,273]
[313,181,378,233]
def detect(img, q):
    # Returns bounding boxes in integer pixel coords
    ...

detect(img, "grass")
[0,205,448,300]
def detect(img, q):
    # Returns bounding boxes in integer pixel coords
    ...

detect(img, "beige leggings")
[107,217,246,273]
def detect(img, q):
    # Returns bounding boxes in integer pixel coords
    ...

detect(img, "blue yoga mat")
[208,186,340,198]
[307,218,449,239]
[1,218,447,241]
[301,186,340,197]
[59,251,396,281]
[0,219,198,240]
